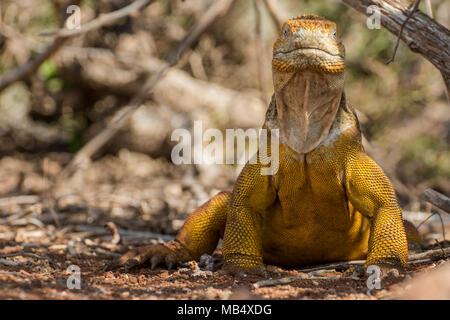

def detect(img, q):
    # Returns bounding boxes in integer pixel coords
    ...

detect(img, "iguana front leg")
[222,161,277,273]
[346,151,408,271]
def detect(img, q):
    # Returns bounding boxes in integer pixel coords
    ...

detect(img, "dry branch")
[40,0,154,38]
[342,0,450,95]
[60,0,237,178]
[0,0,153,93]
[0,38,66,93]
[421,188,450,213]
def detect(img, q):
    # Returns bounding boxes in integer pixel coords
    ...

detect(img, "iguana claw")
[103,240,192,272]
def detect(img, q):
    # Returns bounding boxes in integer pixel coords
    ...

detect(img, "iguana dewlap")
[106,15,418,273]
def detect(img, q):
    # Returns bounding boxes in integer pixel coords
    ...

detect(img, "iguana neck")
[271,71,345,154]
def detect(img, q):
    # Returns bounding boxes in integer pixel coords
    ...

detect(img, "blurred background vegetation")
[0,0,448,214]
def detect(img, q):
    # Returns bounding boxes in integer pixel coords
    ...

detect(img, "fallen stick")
[282,247,450,277]
[0,195,41,207]
[252,269,341,289]
[408,247,450,261]
[0,252,53,264]
[253,248,450,289]
[0,258,28,267]
[295,260,365,273]
[74,225,174,242]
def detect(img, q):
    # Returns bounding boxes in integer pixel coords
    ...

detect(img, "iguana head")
[272,14,345,74]
[268,15,348,154]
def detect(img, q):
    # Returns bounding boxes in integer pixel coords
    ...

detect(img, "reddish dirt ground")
[0,241,447,300]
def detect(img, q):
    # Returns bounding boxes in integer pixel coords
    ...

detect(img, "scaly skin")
[106,15,418,274]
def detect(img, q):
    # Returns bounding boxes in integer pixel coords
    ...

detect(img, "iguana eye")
[281,25,290,40]
[331,27,338,41]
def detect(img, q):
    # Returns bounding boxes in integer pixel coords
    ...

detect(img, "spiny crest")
[281,14,336,35]
[294,14,327,21]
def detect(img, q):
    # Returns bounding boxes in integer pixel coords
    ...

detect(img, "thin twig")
[42,158,61,228]
[295,260,365,273]
[0,258,28,267]
[434,239,448,257]
[262,0,288,30]
[0,23,39,49]
[0,38,66,93]
[435,212,447,244]
[386,0,421,64]
[48,205,61,228]
[416,212,436,229]
[0,252,52,264]
[104,222,121,245]
[40,0,154,38]
[60,0,236,178]
[289,247,450,275]
[167,0,235,65]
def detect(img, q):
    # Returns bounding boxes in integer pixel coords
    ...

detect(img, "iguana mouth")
[275,47,344,59]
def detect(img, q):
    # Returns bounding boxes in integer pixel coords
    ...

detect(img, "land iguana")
[105,14,419,275]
